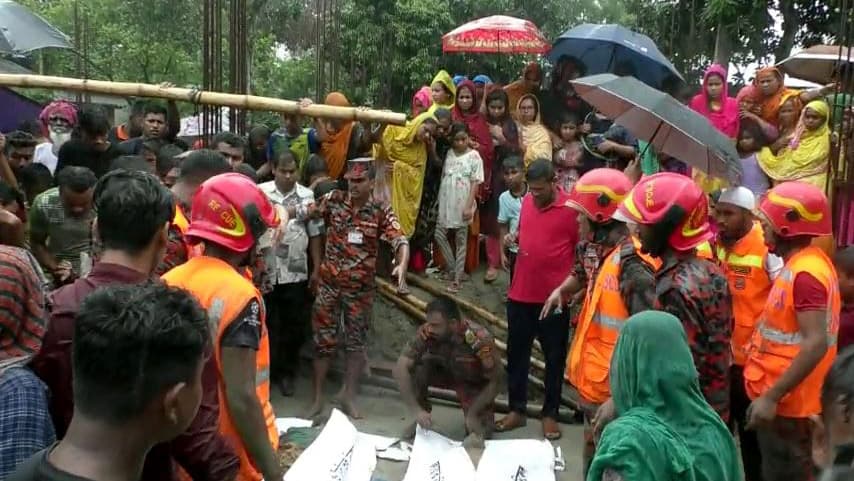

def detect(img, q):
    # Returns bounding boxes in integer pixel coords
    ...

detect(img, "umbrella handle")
[640,122,664,158]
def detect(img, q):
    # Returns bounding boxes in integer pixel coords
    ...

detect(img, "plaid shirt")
[0,246,49,363]
[0,367,55,479]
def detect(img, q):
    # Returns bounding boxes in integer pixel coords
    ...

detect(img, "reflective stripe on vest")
[162,256,278,481]
[566,243,631,404]
[715,223,774,366]
[743,246,841,418]
[696,241,713,259]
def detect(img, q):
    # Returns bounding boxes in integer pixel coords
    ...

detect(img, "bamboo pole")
[0,74,407,125]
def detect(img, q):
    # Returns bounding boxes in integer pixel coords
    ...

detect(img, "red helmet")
[186,173,280,253]
[566,168,633,223]
[758,181,831,238]
[613,172,712,252]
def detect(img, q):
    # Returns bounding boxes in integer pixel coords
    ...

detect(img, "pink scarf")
[690,64,740,139]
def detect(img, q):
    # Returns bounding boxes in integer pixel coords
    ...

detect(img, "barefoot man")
[309,158,409,419]
[393,295,500,446]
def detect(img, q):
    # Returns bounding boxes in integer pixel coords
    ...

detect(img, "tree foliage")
[8,0,850,118]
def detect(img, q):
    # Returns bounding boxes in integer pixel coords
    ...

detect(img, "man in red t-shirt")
[495,159,579,441]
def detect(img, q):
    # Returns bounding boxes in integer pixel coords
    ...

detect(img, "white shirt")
[258,181,322,285]
[33,142,58,175]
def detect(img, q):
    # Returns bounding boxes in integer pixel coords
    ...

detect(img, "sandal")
[484,268,499,283]
[542,417,562,440]
[495,412,527,432]
[446,282,461,294]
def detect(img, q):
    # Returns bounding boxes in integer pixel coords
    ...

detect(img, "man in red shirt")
[495,159,579,440]
[31,170,238,481]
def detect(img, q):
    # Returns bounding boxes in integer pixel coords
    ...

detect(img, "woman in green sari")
[589,311,741,481]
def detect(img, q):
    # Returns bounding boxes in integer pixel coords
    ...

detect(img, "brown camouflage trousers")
[311,281,374,356]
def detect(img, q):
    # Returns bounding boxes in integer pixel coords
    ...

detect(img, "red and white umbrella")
[777,44,853,85]
[442,15,550,55]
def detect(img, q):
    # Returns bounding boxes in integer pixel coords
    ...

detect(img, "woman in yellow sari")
[374,112,440,237]
[504,62,542,118]
[758,100,831,190]
[427,70,456,115]
[515,93,552,167]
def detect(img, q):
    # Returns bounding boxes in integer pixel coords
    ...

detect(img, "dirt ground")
[272,266,585,480]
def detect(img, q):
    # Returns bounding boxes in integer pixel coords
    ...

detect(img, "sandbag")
[475,439,555,481]
[402,426,476,481]
[283,409,376,481]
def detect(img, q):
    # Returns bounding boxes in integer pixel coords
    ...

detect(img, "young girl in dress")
[736,120,771,197]
[435,122,484,293]
[553,111,583,193]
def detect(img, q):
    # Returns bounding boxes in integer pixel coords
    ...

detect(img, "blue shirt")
[0,366,55,479]
[498,187,525,253]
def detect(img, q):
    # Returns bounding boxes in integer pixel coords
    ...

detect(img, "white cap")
[717,186,755,211]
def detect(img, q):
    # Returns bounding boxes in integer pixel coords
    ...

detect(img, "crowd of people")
[0,53,853,481]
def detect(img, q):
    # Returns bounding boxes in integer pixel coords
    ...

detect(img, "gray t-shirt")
[28,187,93,276]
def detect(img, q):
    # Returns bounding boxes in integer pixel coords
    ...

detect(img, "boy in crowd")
[497,155,526,279]
[11,283,211,481]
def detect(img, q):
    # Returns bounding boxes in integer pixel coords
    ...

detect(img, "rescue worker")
[308,158,409,420]
[744,181,841,481]
[611,172,733,422]
[393,295,501,448]
[540,168,657,478]
[156,149,231,275]
[162,173,283,481]
[714,185,784,481]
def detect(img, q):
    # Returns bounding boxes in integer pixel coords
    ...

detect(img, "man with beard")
[394,295,500,447]
[713,186,783,480]
[34,100,78,175]
[744,181,840,481]
[612,172,733,423]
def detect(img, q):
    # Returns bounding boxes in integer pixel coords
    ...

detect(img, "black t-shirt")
[56,140,122,179]
[220,299,262,350]
[8,446,94,481]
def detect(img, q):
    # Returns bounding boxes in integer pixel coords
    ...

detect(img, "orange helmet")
[186,173,280,253]
[758,181,831,238]
[566,168,633,223]
[613,172,712,252]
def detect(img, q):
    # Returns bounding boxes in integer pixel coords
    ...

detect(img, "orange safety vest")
[173,204,204,259]
[743,246,841,418]
[566,240,656,403]
[696,240,713,260]
[163,256,278,481]
[715,223,774,366]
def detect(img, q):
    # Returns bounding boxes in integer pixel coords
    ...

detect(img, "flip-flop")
[542,417,562,440]
[446,282,460,294]
[495,413,527,432]
[484,269,499,283]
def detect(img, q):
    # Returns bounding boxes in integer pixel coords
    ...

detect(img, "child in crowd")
[497,156,526,281]
[435,122,483,293]
[553,112,582,193]
[736,120,772,197]
[835,247,854,350]
[302,153,330,189]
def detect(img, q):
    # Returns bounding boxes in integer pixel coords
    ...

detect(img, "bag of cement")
[402,426,475,481]
[283,409,376,481]
[475,439,555,481]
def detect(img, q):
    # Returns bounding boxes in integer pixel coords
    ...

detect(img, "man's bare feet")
[336,394,363,419]
[494,412,527,432]
[305,400,325,420]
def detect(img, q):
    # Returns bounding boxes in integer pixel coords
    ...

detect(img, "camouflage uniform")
[403,319,498,433]
[312,188,407,356]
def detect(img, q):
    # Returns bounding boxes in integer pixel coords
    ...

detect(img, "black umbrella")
[0,0,71,54]
[571,73,742,184]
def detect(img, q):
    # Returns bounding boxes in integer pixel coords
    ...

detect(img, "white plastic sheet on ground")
[476,439,556,481]
[283,409,376,481]
[402,426,476,481]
